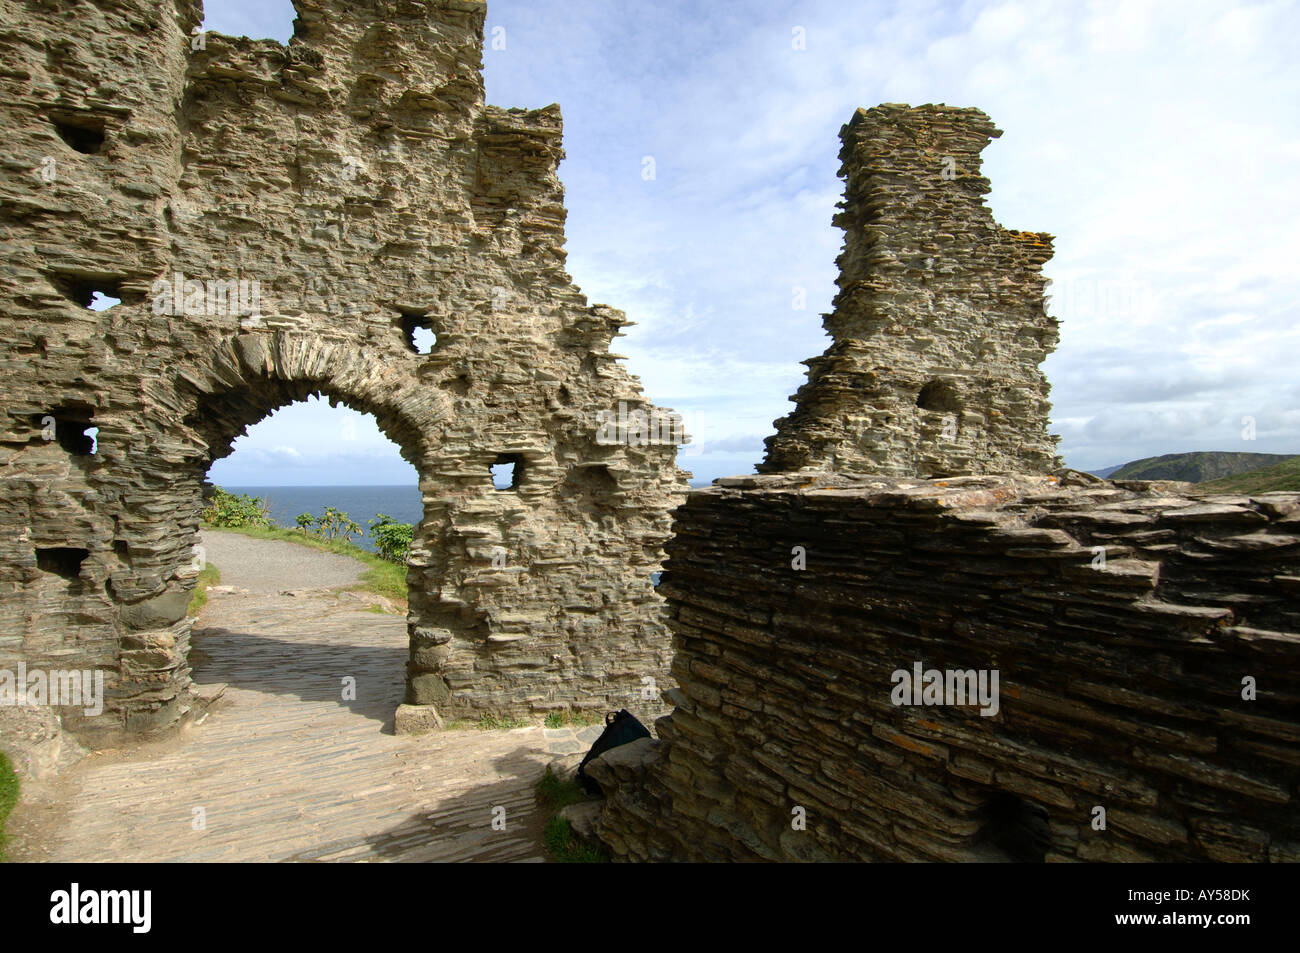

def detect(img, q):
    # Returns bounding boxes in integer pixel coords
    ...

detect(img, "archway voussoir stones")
[1,0,687,763]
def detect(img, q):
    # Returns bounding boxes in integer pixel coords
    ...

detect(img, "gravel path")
[199,529,365,592]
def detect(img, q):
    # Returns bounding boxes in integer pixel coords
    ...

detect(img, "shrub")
[316,506,361,543]
[201,487,272,528]
[369,513,414,564]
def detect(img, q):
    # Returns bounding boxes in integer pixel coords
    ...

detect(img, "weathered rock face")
[760,104,1061,478]
[0,0,687,750]
[593,473,1300,862]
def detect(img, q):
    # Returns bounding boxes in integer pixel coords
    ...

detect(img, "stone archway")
[160,327,683,735]
[181,331,447,730]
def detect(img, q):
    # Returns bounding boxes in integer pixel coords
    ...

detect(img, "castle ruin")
[1,1,1296,865]
[0,0,685,752]
[588,107,1300,863]
[761,104,1061,478]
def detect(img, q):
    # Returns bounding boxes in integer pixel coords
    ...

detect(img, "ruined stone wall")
[589,103,1298,863]
[760,104,1060,478]
[592,474,1300,862]
[0,0,686,750]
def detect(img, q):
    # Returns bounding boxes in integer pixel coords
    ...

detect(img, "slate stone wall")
[592,474,1300,862]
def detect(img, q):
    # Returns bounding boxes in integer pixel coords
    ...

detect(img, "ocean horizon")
[225,485,422,553]
[225,481,715,552]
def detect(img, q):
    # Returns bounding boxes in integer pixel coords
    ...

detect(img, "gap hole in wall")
[32,409,97,456]
[36,546,89,580]
[568,462,618,499]
[397,310,437,354]
[491,454,524,490]
[50,112,106,154]
[980,792,1050,862]
[917,379,962,414]
[47,273,128,310]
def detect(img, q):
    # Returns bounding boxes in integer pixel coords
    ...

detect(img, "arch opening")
[194,394,424,732]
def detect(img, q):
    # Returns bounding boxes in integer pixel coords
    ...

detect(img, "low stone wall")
[592,472,1300,862]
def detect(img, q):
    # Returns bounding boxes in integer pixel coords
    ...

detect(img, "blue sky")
[200,0,1300,486]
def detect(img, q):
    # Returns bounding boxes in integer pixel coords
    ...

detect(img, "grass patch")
[187,562,221,616]
[476,713,529,731]
[442,714,534,731]
[544,710,603,729]
[542,816,608,863]
[536,767,608,862]
[202,524,408,603]
[0,751,19,862]
[536,766,587,813]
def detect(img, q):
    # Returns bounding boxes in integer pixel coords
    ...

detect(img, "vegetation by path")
[535,767,608,863]
[204,524,407,603]
[187,563,221,616]
[543,710,603,729]
[200,486,411,603]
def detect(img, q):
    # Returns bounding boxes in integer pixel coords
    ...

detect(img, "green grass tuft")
[0,751,19,862]
[535,767,608,862]
[542,816,608,863]
[187,562,221,617]
[475,713,529,731]
[544,710,603,729]
[535,766,586,813]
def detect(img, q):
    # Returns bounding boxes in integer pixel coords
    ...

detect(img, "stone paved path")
[13,532,602,863]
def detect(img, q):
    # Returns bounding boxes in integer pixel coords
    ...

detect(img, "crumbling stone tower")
[0,0,687,747]
[760,104,1062,477]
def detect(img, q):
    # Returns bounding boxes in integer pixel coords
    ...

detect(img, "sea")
[227,480,715,555]
[227,485,422,554]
